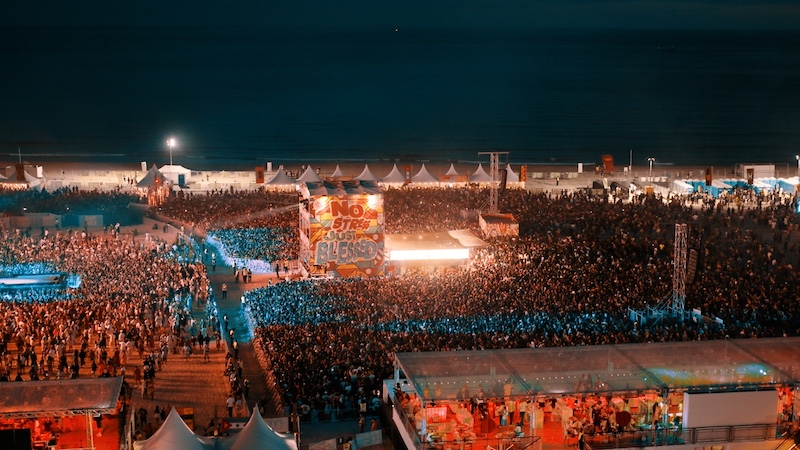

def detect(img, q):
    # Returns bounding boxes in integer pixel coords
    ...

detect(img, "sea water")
[1,26,799,168]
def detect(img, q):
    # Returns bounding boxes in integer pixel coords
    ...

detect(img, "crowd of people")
[3,181,800,430]
[235,186,800,418]
[0,190,218,389]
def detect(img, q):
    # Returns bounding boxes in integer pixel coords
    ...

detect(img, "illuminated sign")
[307,194,384,277]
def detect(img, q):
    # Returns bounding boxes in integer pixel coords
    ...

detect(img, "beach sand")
[4,159,749,187]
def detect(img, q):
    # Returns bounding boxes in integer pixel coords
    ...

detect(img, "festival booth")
[298,180,385,278]
[133,408,214,450]
[296,165,322,184]
[327,165,348,181]
[470,164,494,185]
[0,377,124,450]
[216,408,296,450]
[263,167,297,192]
[134,408,296,450]
[137,165,170,206]
[410,164,439,187]
[354,164,378,182]
[503,164,525,189]
[384,229,486,274]
[440,163,469,186]
[1,164,44,191]
[158,165,192,188]
[379,164,408,188]
[389,337,800,450]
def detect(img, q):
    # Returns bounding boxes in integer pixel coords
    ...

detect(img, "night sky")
[5,1,800,30]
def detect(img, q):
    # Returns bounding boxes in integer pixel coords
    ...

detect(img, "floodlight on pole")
[795,154,799,178]
[648,157,656,186]
[166,138,176,166]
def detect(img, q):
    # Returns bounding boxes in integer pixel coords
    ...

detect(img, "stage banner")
[308,194,385,277]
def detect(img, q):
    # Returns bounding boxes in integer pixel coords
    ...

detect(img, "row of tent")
[671,177,800,198]
[134,407,296,450]
[266,163,520,187]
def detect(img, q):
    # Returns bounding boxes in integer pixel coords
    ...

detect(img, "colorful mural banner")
[309,194,385,277]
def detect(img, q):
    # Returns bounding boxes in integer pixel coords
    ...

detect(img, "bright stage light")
[389,248,469,261]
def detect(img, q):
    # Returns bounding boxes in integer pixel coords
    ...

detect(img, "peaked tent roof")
[296,166,322,183]
[330,165,345,178]
[470,163,493,183]
[411,164,438,184]
[137,165,168,188]
[445,163,459,176]
[222,407,296,450]
[505,164,519,183]
[134,408,214,450]
[265,167,297,186]
[355,164,377,181]
[380,164,406,184]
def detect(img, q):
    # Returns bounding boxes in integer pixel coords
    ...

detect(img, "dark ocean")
[1,26,799,169]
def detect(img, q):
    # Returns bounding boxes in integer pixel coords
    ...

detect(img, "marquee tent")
[159,164,192,185]
[411,164,438,184]
[133,408,214,450]
[505,164,519,183]
[296,165,322,183]
[470,164,493,183]
[380,164,407,185]
[355,164,377,181]
[219,408,296,450]
[444,163,459,176]
[264,167,297,188]
[329,165,346,179]
[137,165,168,188]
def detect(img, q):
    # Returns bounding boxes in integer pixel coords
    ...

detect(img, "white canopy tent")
[444,163,459,176]
[380,164,407,186]
[355,164,377,181]
[133,408,214,450]
[264,167,298,190]
[219,408,296,450]
[296,166,322,183]
[411,164,438,184]
[329,165,346,178]
[470,163,493,183]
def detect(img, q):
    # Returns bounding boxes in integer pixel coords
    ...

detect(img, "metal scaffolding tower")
[672,223,687,312]
[478,151,508,213]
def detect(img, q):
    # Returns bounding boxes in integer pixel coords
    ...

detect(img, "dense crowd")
[158,190,299,265]
[238,187,800,417]
[3,183,800,425]
[0,225,216,384]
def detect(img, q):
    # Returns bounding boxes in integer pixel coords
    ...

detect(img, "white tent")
[505,164,519,183]
[264,167,297,188]
[355,164,377,181]
[330,165,345,178]
[470,164,493,183]
[380,164,406,185]
[134,408,214,450]
[444,163,459,176]
[296,166,322,183]
[411,164,438,184]
[159,164,192,185]
[137,165,168,188]
[219,407,297,450]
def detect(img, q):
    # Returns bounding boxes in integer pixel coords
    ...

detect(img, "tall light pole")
[648,157,656,186]
[795,155,799,178]
[166,137,176,166]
